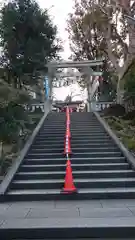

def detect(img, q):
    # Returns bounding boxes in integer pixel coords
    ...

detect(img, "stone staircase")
[1,111,135,239]
[4,112,135,201]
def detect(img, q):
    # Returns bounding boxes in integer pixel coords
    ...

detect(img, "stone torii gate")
[45,59,104,112]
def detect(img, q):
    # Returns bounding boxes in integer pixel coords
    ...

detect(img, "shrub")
[130,118,135,126]
[0,154,13,175]
[122,137,135,151]
[0,102,30,144]
[103,104,125,117]
[112,121,123,131]
[123,110,135,120]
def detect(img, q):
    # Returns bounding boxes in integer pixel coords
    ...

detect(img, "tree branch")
[112,23,129,60]
[105,22,120,72]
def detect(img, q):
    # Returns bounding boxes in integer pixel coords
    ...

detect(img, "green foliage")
[106,116,124,131]
[103,104,125,117]
[0,102,29,143]
[123,110,135,120]
[0,0,61,144]
[67,0,128,63]
[67,0,119,98]
[122,137,135,151]
[0,79,31,107]
[98,76,117,101]
[0,0,60,86]
[124,61,135,96]
[98,61,117,101]
[0,154,12,175]
[67,1,105,61]
[0,0,61,175]
[111,121,123,131]
[67,0,135,102]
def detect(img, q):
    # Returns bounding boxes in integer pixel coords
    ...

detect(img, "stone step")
[34,138,114,145]
[38,132,108,137]
[42,126,102,130]
[39,131,106,135]
[27,152,122,159]
[11,177,135,190]
[20,163,129,172]
[43,124,102,128]
[31,142,117,148]
[4,111,135,203]
[42,128,103,132]
[35,134,110,140]
[6,187,135,201]
[30,147,119,154]
[15,170,135,180]
[24,157,126,165]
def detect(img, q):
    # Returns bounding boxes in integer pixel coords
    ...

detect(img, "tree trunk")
[116,70,126,104]
[0,141,3,159]
[87,81,92,112]
[116,56,135,104]
[116,77,123,104]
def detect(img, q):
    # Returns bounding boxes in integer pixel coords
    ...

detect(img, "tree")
[67,0,116,101]
[0,0,61,88]
[98,61,117,101]
[67,0,135,104]
[0,0,62,156]
[0,79,30,106]
[124,61,135,96]
[67,0,105,61]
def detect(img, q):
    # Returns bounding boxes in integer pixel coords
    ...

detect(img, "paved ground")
[1,200,135,239]
[0,199,135,229]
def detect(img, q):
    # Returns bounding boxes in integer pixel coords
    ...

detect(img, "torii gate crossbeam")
[47,60,103,69]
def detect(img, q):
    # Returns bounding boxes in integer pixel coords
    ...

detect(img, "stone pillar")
[87,77,92,112]
[31,105,35,112]
[44,99,52,115]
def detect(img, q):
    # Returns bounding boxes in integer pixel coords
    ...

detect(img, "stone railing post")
[44,99,52,114]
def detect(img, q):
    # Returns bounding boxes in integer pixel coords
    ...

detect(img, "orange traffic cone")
[64,137,72,154]
[63,159,76,193]
[67,114,70,124]
[65,124,71,138]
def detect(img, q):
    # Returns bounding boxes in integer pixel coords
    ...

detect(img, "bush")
[103,104,125,117]
[122,137,135,151]
[0,102,30,144]
[123,110,135,120]
[112,121,123,131]
[0,154,13,175]
[130,118,135,126]
[106,118,114,125]
[7,103,28,122]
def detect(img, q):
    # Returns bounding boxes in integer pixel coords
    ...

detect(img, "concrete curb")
[94,112,135,170]
[0,104,50,196]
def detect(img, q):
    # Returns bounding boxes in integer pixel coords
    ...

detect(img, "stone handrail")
[91,101,114,111]
[25,103,58,112]
[25,101,114,113]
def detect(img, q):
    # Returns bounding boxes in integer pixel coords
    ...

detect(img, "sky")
[38,0,74,60]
